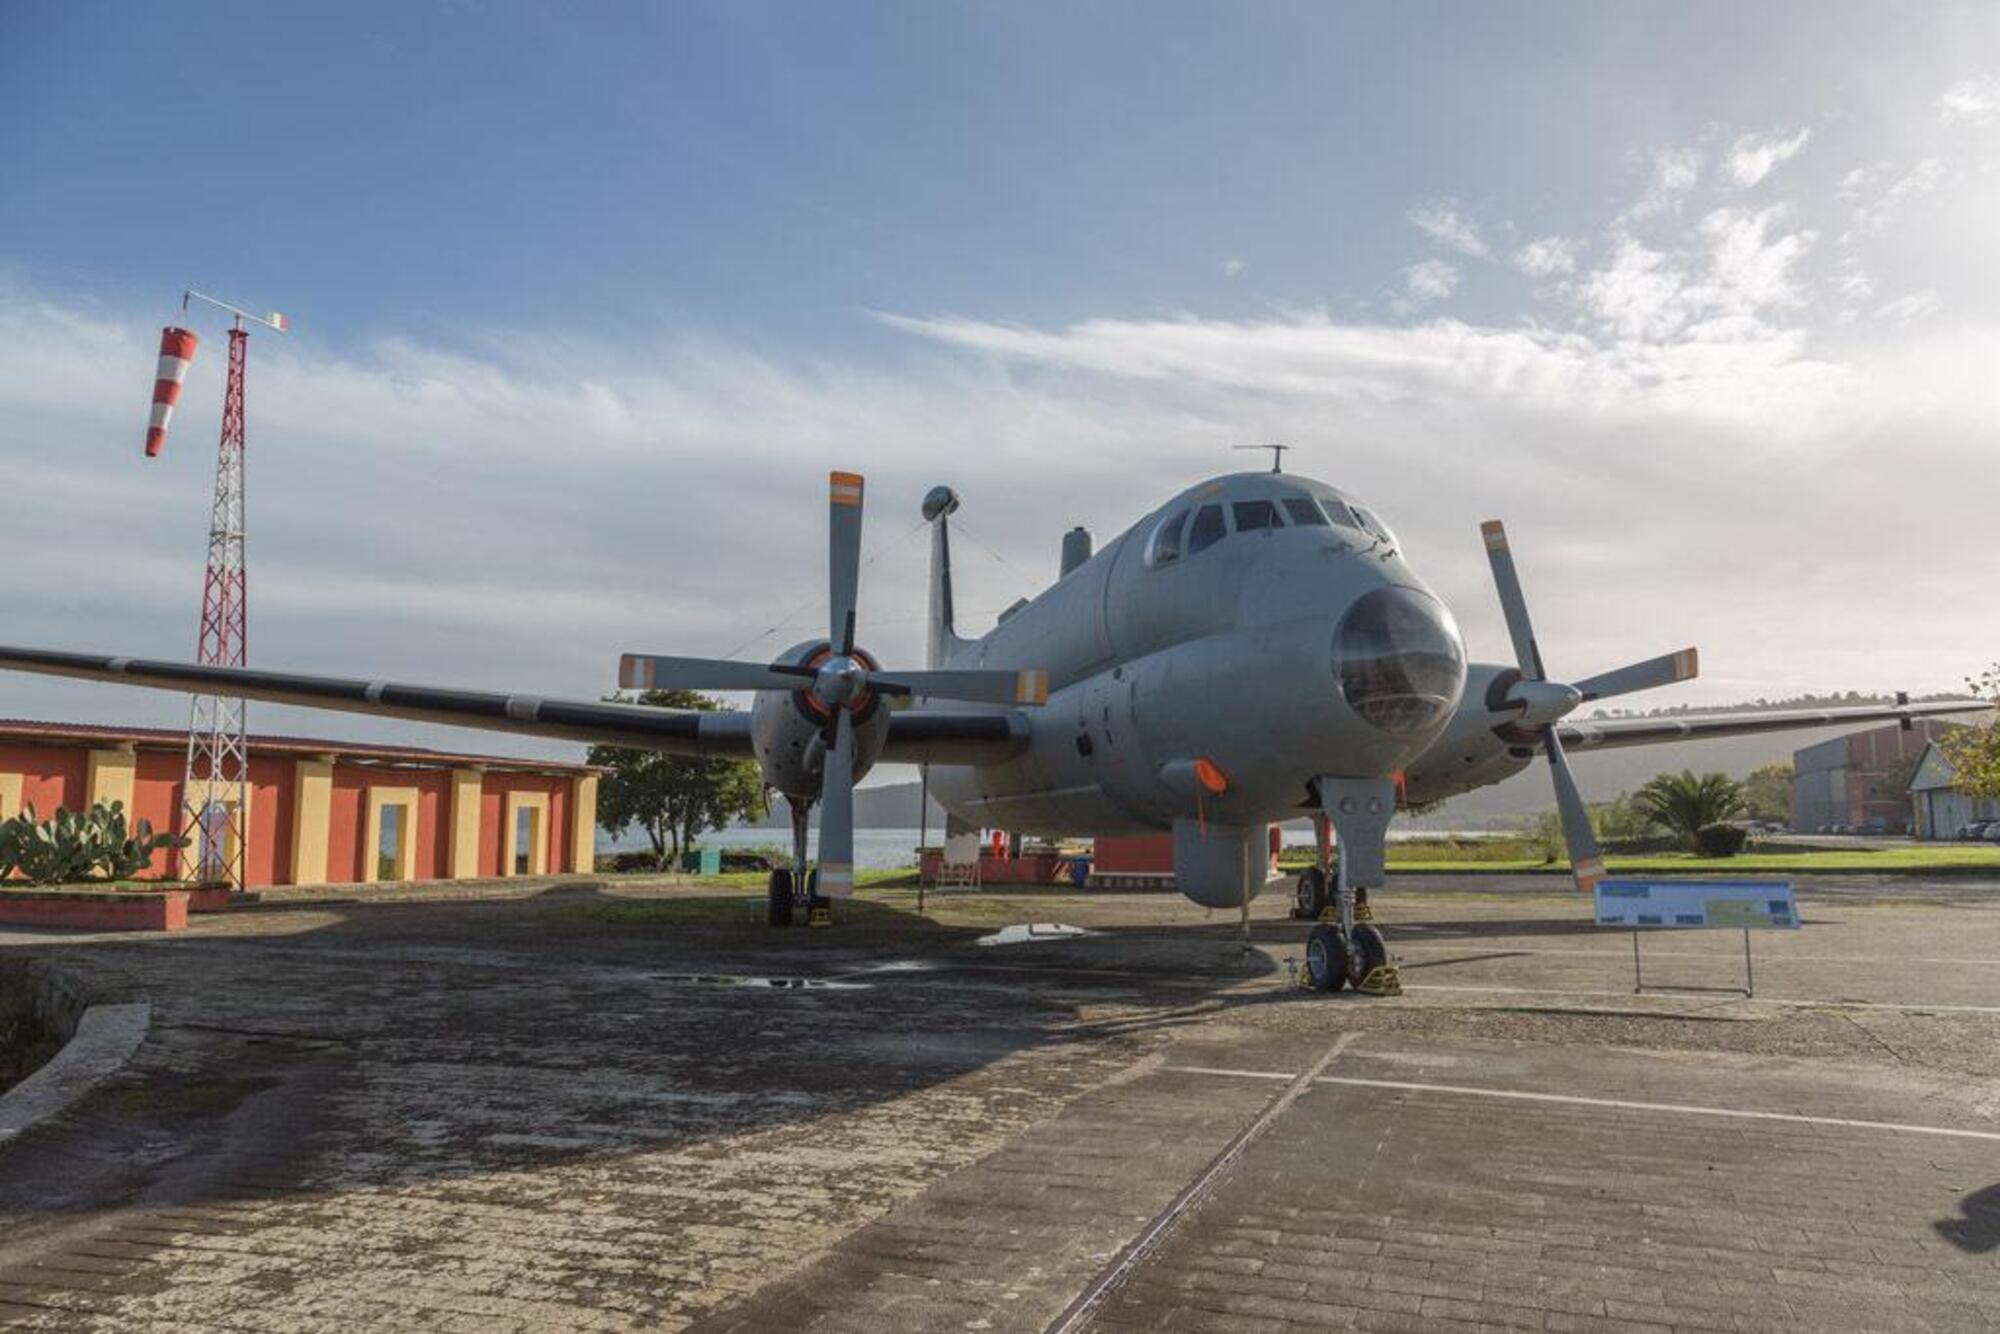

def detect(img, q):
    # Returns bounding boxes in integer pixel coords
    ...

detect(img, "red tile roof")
[0,719,600,774]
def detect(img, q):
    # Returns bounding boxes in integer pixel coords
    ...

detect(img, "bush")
[1693,822,1749,857]
[720,845,783,873]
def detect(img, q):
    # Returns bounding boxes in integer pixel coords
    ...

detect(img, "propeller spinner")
[617,472,1049,898]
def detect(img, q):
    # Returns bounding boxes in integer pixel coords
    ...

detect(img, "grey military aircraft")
[0,467,1985,992]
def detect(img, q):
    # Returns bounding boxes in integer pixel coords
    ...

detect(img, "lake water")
[600,825,1504,871]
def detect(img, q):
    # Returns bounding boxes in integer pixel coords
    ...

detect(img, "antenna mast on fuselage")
[1234,442,1291,474]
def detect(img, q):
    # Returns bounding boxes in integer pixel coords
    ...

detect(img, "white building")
[1906,741,2000,839]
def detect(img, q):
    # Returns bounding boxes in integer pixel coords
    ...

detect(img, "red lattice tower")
[160,292,287,888]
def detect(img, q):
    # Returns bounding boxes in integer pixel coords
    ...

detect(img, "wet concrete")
[0,874,1993,1330]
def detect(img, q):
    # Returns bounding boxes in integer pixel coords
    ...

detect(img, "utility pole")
[163,291,287,887]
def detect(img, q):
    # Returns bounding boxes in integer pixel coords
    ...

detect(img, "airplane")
[1,466,1987,994]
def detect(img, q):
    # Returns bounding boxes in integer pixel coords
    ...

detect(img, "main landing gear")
[767,801,833,928]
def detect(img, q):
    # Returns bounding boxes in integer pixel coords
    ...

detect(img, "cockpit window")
[1147,509,1189,567]
[1318,496,1360,528]
[1186,504,1226,555]
[1232,499,1282,532]
[1349,505,1396,549]
[1282,497,1330,527]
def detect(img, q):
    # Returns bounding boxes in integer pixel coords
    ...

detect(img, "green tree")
[588,689,768,870]
[1741,761,1794,824]
[1939,663,2000,802]
[1594,792,1661,844]
[1632,770,1748,850]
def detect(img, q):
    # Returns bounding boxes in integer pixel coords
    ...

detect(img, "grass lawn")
[1279,839,2000,877]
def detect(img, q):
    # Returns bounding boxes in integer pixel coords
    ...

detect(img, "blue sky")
[2,2,1997,767]
[11,2,1990,346]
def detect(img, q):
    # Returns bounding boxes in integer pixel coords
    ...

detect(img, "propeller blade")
[1480,520,1546,681]
[1572,648,1699,703]
[829,470,865,655]
[866,667,1050,706]
[618,654,813,693]
[1543,725,1606,893]
[818,712,855,899]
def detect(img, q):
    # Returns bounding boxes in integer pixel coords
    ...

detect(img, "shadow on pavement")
[0,883,1286,1239]
[1936,1184,2000,1254]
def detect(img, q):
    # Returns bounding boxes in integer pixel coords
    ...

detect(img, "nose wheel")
[1303,922,1388,992]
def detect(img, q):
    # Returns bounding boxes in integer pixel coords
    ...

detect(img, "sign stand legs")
[1631,927,1755,997]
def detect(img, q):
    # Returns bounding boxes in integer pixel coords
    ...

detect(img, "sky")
[2,1,1997,771]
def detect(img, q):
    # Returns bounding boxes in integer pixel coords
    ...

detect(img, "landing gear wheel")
[1305,924,1349,992]
[1346,923,1387,987]
[767,868,794,927]
[1294,867,1327,919]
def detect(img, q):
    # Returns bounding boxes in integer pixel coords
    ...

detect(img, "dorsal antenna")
[1233,442,1290,474]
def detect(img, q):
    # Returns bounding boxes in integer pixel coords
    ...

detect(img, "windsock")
[145,327,199,458]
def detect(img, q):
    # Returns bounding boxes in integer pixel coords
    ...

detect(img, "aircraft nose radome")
[1332,585,1467,739]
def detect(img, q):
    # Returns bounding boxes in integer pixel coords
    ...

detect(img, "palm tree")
[1632,770,1747,850]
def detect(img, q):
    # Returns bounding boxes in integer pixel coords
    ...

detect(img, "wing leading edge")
[1558,699,1991,752]
[0,646,1029,764]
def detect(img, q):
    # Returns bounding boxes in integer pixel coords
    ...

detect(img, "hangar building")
[0,720,599,888]
[1790,719,1954,834]
[1906,740,2000,839]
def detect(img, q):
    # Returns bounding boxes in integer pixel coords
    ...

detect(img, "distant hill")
[737,694,1981,831]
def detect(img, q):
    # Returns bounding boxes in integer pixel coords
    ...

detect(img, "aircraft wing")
[1558,699,1991,752]
[0,646,1030,763]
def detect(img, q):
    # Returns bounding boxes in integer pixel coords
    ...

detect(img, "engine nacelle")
[748,640,890,801]
[1400,662,1539,806]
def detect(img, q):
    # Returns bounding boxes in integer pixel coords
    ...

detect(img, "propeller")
[1480,521,1698,893]
[616,472,1050,898]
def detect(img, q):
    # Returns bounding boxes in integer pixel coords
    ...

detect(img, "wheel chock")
[1355,964,1402,997]
[1317,905,1338,922]
[1353,902,1375,923]
[807,904,833,928]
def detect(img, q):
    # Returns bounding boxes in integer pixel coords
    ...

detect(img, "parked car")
[1956,821,1992,841]
[1985,824,2000,844]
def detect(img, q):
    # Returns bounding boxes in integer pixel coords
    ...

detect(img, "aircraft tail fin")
[922,485,973,668]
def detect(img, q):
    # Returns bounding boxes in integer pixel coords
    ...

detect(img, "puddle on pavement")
[649,973,870,990]
[974,922,1097,948]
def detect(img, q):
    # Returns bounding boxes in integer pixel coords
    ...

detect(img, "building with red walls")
[0,720,600,888]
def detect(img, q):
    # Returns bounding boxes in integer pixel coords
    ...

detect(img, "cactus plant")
[0,800,189,884]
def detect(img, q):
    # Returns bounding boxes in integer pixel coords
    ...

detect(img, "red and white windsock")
[144,327,199,458]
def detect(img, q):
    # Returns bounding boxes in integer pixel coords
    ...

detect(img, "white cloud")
[1408,199,1491,258]
[1222,257,1247,277]
[1402,258,1460,305]
[1624,147,1702,220]
[1874,290,1942,324]
[1845,158,1945,235]
[1725,127,1811,187]
[1695,205,1814,315]
[1937,74,2000,125]
[1574,206,1812,343]
[1833,257,1873,304]
[1513,236,1579,277]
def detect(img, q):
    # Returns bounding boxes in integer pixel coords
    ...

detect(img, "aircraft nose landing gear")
[768,799,833,928]
[1304,920,1389,992]
[1301,777,1403,996]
